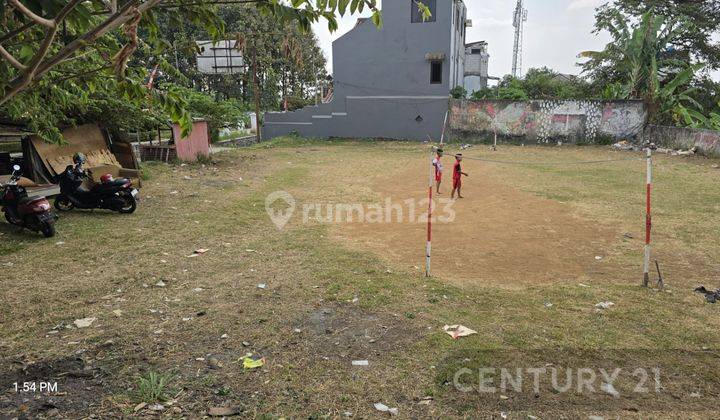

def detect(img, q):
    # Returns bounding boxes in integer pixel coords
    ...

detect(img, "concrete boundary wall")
[449,99,647,144]
[643,124,720,158]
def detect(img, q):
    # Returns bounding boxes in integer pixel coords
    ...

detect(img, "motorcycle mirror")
[12,165,20,171]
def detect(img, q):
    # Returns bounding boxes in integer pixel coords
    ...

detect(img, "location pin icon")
[265,191,296,230]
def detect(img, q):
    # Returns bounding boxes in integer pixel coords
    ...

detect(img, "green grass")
[137,372,173,403]
[0,140,718,418]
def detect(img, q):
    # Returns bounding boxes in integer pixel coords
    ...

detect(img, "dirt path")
[335,156,629,289]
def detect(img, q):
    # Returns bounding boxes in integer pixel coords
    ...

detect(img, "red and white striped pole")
[426,148,434,277]
[643,144,653,286]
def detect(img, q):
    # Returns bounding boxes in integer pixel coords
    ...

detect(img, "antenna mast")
[511,0,528,78]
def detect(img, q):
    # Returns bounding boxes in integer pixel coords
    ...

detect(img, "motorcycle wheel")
[118,193,137,214]
[40,221,55,238]
[55,195,74,211]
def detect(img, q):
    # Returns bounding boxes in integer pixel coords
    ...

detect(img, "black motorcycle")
[1,165,57,237]
[54,164,138,214]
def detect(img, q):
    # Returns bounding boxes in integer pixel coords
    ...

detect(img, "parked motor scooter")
[54,154,138,214]
[1,165,58,237]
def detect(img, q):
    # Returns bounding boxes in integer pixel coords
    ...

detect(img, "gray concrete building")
[463,40,490,94]
[263,0,469,141]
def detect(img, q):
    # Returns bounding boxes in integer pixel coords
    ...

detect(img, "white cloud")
[471,17,512,28]
[567,0,606,12]
[310,0,716,81]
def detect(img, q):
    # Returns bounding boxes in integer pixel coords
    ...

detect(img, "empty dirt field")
[1,138,719,418]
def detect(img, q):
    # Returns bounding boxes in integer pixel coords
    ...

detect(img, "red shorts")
[453,177,462,188]
[435,172,442,182]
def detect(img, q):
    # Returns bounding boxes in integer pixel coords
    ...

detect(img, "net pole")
[440,111,448,146]
[426,149,434,277]
[643,146,653,286]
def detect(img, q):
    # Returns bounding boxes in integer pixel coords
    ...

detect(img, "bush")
[173,86,249,143]
[284,96,315,111]
[450,86,467,99]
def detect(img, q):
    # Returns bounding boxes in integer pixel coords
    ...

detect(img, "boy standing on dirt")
[432,148,444,194]
[451,154,468,199]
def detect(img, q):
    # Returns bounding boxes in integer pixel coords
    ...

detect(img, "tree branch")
[0,0,84,105]
[8,0,56,28]
[0,20,36,44]
[0,44,27,70]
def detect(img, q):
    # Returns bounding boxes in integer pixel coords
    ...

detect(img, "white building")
[463,41,490,94]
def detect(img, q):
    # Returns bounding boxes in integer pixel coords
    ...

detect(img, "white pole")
[440,111,449,146]
[643,145,653,286]
[426,148,434,277]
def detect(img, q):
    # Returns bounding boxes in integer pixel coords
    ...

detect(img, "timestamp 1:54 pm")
[13,382,58,393]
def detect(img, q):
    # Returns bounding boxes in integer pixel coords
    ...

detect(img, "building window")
[430,60,443,84]
[471,48,483,54]
[412,0,436,23]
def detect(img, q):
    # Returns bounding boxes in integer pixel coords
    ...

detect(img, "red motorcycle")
[1,165,57,237]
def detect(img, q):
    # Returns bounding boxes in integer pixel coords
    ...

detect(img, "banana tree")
[579,9,705,125]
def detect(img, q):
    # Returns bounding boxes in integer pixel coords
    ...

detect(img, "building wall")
[264,0,466,141]
[643,124,720,158]
[173,121,210,161]
[449,99,647,143]
[463,41,489,94]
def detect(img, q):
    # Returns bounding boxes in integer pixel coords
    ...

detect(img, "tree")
[469,68,595,101]
[591,0,720,71]
[580,7,714,126]
[1,0,432,142]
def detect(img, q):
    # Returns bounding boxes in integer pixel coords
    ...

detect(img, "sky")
[311,0,719,82]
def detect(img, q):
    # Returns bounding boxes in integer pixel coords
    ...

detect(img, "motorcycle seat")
[95,178,130,189]
[18,195,43,204]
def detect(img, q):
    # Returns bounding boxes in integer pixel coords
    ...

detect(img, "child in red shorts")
[432,148,444,194]
[451,154,468,199]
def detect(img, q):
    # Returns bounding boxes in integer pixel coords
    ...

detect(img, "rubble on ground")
[611,140,637,151]
[611,140,700,156]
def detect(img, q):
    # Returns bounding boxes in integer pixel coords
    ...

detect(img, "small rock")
[208,406,240,416]
[257,283,267,289]
[155,280,166,287]
[207,356,222,369]
[373,403,398,416]
[544,303,553,308]
[242,341,250,347]
[73,317,96,328]
[294,328,302,333]
[134,402,147,412]
[220,334,228,339]
[148,403,165,411]
[351,360,369,366]
[112,310,123,317]
[595,301,615,310]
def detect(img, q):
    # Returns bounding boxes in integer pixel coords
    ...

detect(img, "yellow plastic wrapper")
[241,355,265,369]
